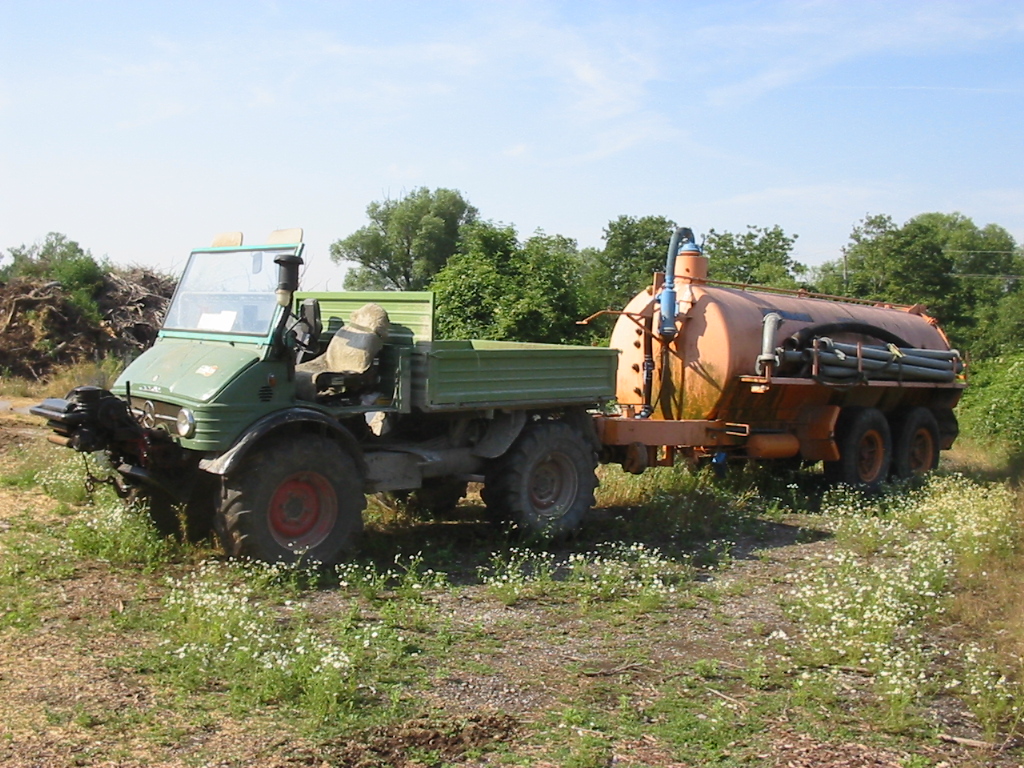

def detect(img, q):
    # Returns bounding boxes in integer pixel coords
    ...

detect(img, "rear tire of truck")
[482,421,597,539]
[216,436,364,566]
[823,407,892,491]
[890,407,940,479]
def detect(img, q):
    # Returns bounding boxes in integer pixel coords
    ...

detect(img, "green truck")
[32,230,618,565]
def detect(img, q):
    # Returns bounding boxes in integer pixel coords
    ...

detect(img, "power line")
[948,273,1023,279]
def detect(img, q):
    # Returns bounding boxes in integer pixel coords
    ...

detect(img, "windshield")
[163,247,296,336]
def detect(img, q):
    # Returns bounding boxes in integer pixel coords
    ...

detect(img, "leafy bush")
[1,232,107,322]
[958,353,1024,450]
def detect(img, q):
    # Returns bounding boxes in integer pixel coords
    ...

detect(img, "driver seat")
[295,303,390,400]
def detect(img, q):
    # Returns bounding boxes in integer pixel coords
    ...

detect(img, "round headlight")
[176,408,196,438]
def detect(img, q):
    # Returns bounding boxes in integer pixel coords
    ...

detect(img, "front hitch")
[32,386,195,502]
[31,386,143,453]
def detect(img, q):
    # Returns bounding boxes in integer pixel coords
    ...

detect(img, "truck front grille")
[129,397,178,431]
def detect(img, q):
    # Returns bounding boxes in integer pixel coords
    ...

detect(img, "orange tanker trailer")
[595,227,964,490]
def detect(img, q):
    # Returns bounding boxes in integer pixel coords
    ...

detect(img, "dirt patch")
[316,714,518,767]
[764,729,941,767]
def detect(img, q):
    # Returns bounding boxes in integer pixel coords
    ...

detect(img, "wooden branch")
[937,733,995,750]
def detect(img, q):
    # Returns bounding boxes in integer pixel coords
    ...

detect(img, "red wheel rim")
[856,429,885,483]
[529,452,577,519]
[268,472,337,550]
[908,428,936,475]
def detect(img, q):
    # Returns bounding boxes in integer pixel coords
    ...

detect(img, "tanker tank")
[598,227,964,489]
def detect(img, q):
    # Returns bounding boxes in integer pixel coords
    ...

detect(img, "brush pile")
[0,267,175,379]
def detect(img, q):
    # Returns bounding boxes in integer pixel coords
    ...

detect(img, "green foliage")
[958,353,1024,451]
[158,559,410,724]
[1,232,108,322]
[0,512,74,630]
[704,224,806,288]
[582,215,676,310]
[970,288,1024,358]
[431,222,586,343]
[813,212,1020,351]
[426,222,514,339]
[66,501,179,569]
[332,187,478,291]
[594,462,756,541]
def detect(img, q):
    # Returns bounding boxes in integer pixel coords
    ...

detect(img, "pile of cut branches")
[0,267,175,380]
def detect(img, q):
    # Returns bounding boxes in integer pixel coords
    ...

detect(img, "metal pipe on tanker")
[658,227,684,339]
[658,227,699,339]
[756,312,783,375]
[640,310,655,418]
[818,363,955,383]
[778,348,958,382]
[823,340,962,372]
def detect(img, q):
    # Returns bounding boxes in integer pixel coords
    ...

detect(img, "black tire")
[823,407,892,491]
[889,407,940,479]
[482,420,597,538]
[130,488,179,538]
[216,436,364,566]
[182,472,220,542]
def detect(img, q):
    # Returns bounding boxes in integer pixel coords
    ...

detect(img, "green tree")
[429,222,518,340]
[497,232,585,343]
[583,215,676,311]
[331,187,478,290]
[431,223,586,344]
[704,225,805,288]
[813,214,898,298]
[813,212,1019,349]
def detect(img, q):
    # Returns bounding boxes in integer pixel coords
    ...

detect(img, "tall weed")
[785,475,1024,734]
[596,463,755,539]
[159,559,410,724]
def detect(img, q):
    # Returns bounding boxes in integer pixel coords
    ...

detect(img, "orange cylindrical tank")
[609,273,952,422]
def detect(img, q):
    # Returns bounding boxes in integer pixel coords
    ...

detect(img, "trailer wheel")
[483,421,597,538]
[890,407,940,479]
[823,407,892,491]
[216,436,364,566]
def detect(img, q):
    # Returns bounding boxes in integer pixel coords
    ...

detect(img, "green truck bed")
[296,290,618,414]
[411,340,618,411]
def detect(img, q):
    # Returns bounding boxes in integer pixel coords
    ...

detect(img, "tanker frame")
[593,227,964,490]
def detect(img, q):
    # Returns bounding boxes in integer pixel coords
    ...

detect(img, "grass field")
[1,400,1022,767]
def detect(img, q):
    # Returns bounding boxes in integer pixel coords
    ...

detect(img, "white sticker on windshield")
[197,310,237,332]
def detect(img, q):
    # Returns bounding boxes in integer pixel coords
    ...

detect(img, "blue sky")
[1,1,1022,290]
